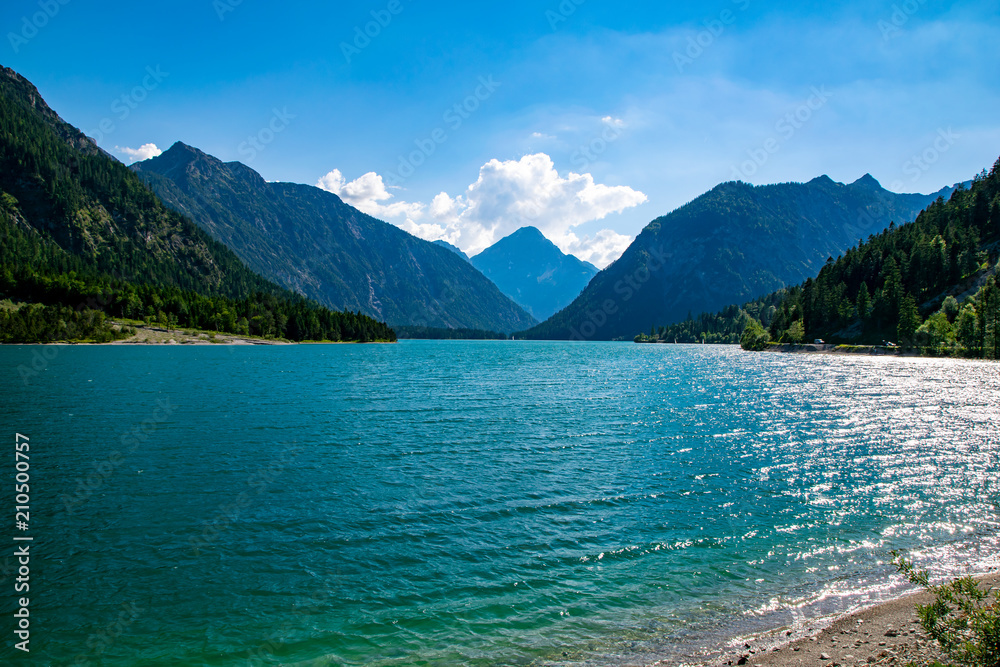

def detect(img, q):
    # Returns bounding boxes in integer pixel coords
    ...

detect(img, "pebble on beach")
[700,573,1000,667]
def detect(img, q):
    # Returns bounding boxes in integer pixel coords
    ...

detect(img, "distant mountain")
[520,175,964,340]
[470,227,599,321]
[0,66,394,343]
[433,239,469,261]
[133,143,536,332]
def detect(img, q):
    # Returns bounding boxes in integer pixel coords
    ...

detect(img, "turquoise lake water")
[1,341,998,666]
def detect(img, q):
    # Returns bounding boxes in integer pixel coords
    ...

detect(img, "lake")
[2,341,998,666]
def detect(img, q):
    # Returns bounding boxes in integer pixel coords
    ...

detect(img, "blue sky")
[3,0,999,266]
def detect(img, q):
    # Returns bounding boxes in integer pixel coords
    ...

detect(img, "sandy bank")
[106,324,292,345]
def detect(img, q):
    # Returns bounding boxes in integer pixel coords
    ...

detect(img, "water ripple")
[2,342,998,666]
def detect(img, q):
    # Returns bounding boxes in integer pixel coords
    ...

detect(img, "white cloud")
[116,143,162,163]
[601,116,626,129]
[440,153,647,263]
[315,169,346,194]
[562,228,634,269]
[315,153,647,268]
[531,131,556,140]
[316,169,424,222]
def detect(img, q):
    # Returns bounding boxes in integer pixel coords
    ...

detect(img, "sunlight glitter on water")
[3,343,998,666]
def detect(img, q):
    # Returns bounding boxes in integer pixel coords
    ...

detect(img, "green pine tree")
[897,295,921,347]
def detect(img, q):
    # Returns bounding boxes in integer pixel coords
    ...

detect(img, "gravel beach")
[703,573,1000,667]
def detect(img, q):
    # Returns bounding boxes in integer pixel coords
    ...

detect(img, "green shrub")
[893,552,1000,667]
[740,319,771,351]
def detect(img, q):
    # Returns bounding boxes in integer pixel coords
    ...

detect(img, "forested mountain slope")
[0,66,393,343]
[643,158,1000,358]
[134,143,537,333]
[520,174,960,340]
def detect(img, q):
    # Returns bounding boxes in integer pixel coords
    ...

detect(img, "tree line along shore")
[637,159,1000,361]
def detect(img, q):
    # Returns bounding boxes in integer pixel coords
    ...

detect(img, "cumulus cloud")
[563,228,634,269]
[316,169,424,222]
[316,153,647,268]
[432,154,646,262]
[116,143,162,163]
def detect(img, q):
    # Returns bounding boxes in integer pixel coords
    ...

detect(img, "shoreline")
[4,322,394,345]
[763,343,915,357]
[762,343,998,362]
[687,572,1000,667]
[636,340,995,362]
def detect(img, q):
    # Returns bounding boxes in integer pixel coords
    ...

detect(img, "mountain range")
[650,157,999,357]
[0,65,393,343]
[0,66,280,300]
[1,63,975,346]
[519,175,963,340]
[469,227,598,321]
[133,143,536,333]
